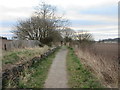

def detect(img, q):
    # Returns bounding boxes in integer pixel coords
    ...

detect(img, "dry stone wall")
[2,46,59,88]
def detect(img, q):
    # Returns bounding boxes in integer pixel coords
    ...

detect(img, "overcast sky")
[0,0,119,41]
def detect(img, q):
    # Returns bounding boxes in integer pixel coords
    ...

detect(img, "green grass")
[67,47,102,88]
[2,46,49,65]
[6,47,60,88]
[3,52,20,64]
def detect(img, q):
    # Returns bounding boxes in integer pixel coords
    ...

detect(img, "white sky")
[0,0,119,40]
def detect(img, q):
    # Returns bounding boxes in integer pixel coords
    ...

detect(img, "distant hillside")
[99,38,120,43]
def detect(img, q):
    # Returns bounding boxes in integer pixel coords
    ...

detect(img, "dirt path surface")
[44,47,68,88]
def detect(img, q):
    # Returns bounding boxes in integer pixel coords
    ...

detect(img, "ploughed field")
[92,43,118,62]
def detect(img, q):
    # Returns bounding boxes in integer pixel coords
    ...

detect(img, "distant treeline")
[99,38,120,43]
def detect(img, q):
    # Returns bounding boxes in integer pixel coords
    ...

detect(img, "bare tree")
[13,2,69,45]
[76,30,94,48]
[77,30,93,42]
[61,27,75,42]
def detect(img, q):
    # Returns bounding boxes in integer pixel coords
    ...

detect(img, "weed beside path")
[67,47,103,88]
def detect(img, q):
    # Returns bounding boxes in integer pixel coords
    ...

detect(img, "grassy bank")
[2,46,49,66]
[6,47,60,88]
[67,47,102,88]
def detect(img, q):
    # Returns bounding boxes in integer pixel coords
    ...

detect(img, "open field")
[74,43,118,88]
[92,43,118,61]
[2,46,49,70]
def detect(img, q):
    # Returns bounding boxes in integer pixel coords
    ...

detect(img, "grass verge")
[67,47,103,88]
[6,47,60,88]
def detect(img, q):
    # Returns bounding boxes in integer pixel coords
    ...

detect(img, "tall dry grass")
[74,43,118,88]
